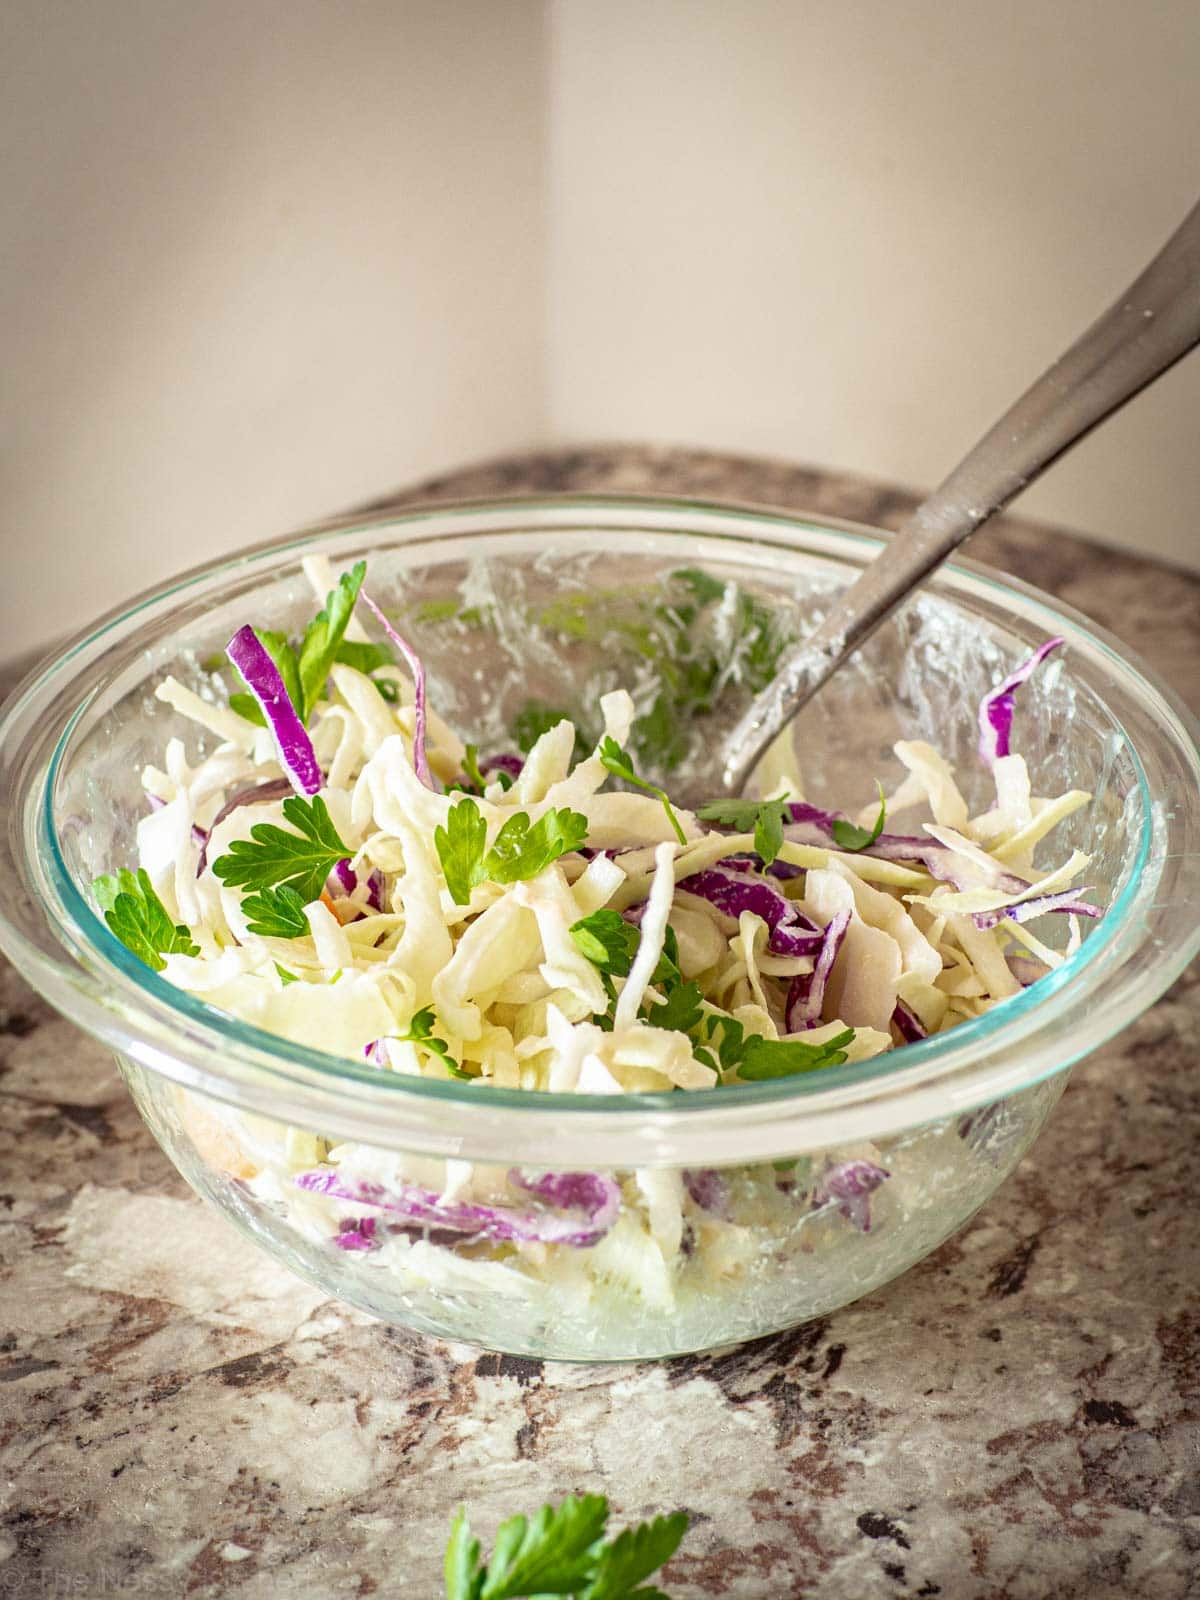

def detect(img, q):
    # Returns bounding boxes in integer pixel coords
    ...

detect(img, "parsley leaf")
[830,783,887,852]
[435,798,589,906]
[571,909,640,976]
[394,1006,468,1079]
[211,794,352,904]
[486,808,589,885]
[479,1494,609,1598]
[644,979,704,1035]
[444,1495,688,1600]
[226,564,373,727]
[332,638,393,677]
[296,560,366,721]
[696,1011,746,1074]
[444,1508,484,1600]
[434,797,490,905]
[92,869,199,971]
[582,1513,689,1600]
[696,793,791,869]
[736,1027,855,1080]
[461,744,486,793]
[598,738,686,847]
[241,885,309,939]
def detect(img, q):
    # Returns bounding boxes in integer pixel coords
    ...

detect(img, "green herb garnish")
[394,1006,468,1079]
[229,562,386,727]
[444,1493,688,1600]
[241,885,310,939]
[735,1027,855,1080]
[211,794,352,904]
[92,869,199,971]
[598,737,686,847]
[695,793,791,869]
[830,783,887,852]
[434,797,589,906]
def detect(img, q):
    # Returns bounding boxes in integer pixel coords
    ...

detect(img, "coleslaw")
[95,557,1101,1326]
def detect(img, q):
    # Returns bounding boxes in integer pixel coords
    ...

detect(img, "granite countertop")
[2,446,1197,1600]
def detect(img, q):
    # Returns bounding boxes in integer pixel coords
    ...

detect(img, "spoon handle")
[722,196,1200,792]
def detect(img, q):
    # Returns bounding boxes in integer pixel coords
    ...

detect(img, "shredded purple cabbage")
[891,999,927,1042]
[811,1159,890,1232]
[359,591,437,792]
[329,860,386,912]
[971,888,1102,931]
[1006,954,1047,987]
[196,778,293,875]
[335,1216,378,1251]
[782,803,1030,897]
[785,909,850,1031]
[226,627,322,796]
[678,865,823,957]
[296,1166,620,1248]
[683,1169,729,1215]
[977,637,1064,768]
[479,753,524,781]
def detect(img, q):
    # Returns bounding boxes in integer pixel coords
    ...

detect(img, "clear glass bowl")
[0,498,1196,1360]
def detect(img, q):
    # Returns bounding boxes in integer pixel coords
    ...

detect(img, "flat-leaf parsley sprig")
[830,782,888,853]
[92,869,199,971]
[695,793,791,870]
[598,738,687,847]
[444,1493,689,1600]
[228,561,392,727]
[212,795,353,906]
[393,1006,468,1079]
[434,797,589,906]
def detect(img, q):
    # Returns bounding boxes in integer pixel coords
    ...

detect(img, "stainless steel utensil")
[721,197,1200,793]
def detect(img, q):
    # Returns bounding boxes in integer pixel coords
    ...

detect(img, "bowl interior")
[50,522,1142,948]
[4,499,1194,1164]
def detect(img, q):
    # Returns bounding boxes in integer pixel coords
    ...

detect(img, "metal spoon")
[720,196,1200,794]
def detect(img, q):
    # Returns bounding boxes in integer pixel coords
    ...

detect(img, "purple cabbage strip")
[334,1216,378,1251]
[1006,954,1047,987]
[195,778,293,875]
[296,1166,621,1249]
[359,590,437,792]
[678,865,824,957]
[782,803,1030,897]
[683,1169,729,1216]
[226,627,322,797]
[971,888,1102,931]
[785,909,851,1031]
[891,999,927,1042]
[331,858,357,897]
[724,851,805,882]
[977,637,1064,769]
[811,1159,890,1233]
[328,860,386,912]
[479,753,524,781]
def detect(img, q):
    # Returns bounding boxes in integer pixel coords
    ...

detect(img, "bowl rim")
[2,492,1197,1163]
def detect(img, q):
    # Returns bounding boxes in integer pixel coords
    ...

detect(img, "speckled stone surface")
[1,447,1197,1600]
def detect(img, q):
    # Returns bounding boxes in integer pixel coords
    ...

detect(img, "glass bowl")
[0,497,1196,1361]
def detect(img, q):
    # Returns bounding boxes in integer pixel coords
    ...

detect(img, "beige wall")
[4,1,1198,656]
[547,0,1200,570]
[1,0,546,656]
